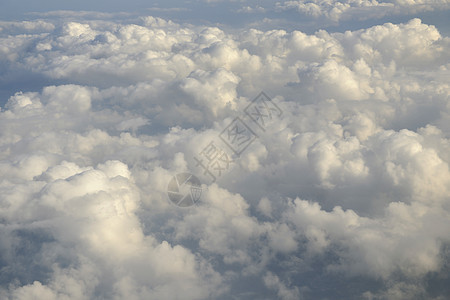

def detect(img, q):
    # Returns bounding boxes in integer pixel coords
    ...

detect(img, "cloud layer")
[275,0,450,22]
[0,12,449,299]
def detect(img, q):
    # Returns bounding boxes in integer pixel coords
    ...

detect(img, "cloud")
[0,20,55,34]
[263,272,301,300]
[0,11,449,299]
[276,0,450,22]
[237,5,267,13]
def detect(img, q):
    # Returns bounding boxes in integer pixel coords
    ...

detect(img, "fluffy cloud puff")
[276,0,450,22]
[0,13,449,299]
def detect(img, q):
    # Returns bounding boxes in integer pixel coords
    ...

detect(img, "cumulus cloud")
[276,0,450,22]
[0,9,449,300]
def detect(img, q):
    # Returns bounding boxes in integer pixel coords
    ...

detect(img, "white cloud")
[0,20,55,34]
[237,5,267,13]
[0,11,449,299]
[263,272,301,300]
[276,0,450,22]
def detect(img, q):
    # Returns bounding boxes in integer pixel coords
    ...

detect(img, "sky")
[0,0,449,299]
